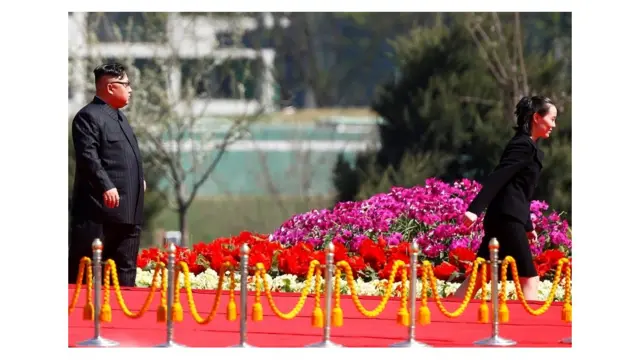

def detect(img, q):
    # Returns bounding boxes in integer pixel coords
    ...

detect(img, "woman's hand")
[463,211,478,228]
[527,230,538,245]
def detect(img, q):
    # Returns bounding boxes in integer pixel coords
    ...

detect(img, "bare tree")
[242,12,432,109]
[462,12,572,121]
[249,117,340,211]
[462,12,530,123]
[69,12,273,245]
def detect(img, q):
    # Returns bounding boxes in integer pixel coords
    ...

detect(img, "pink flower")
[269,178,572,267]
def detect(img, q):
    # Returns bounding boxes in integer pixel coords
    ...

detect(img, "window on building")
[132,58,170,107]
[216,30,263,49]
[215,32,236,48]
[180,58,262,100]
[131,58,165,86]
[86,12,168,43]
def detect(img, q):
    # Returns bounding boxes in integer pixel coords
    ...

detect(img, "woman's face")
[533,105,557,139]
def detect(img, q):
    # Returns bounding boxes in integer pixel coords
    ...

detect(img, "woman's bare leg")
[452,275,482,299]
[519,276,540,301]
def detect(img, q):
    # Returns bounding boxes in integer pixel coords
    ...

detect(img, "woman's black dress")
[467,130,544,278]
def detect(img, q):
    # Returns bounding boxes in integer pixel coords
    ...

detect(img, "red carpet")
[68,286,571,347]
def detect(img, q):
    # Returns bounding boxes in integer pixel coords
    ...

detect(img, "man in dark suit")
[69,63,145,287]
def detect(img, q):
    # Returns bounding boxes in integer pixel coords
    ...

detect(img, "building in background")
[68,12,279,116]
[67,12,381,197]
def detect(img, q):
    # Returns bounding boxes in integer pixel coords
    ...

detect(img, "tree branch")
[464,16,506,85]
[184,113,259,209]
[514,12,529,96]
[472,17,509,81]
[458,96,499,106]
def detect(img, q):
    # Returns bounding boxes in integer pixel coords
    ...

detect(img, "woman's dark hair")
[514,96,555,134]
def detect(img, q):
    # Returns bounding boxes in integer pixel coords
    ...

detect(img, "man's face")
[106,73,132,108]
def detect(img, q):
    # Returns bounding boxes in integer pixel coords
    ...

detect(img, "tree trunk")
[503,90,516,127]
[178,206,189,247]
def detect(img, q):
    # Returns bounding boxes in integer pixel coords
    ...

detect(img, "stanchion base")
[389,338,431,348]
[230,342,256,348]
[76,336,119,347]
[306,340,343,348]
[560,337,571,344]
[473,335,517,347]
[154,340,186,348]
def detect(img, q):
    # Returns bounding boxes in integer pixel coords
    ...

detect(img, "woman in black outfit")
[453,96,558,301]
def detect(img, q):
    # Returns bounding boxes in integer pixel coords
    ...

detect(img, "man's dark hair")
[93,63,127,85]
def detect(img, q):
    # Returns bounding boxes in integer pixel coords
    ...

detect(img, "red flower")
[534,249,568,278]
[137,247,162,268]
[377,236,387,248]
[433,262,458,281]
[377,261,400,282]
[358,239,387,271]
[137,231,566,286]
[277,242,314,277]
[248,251,271,275]
[182,251,205,275]
[346,255,366,274]
[332,242,349,263]
[448,247,476,267]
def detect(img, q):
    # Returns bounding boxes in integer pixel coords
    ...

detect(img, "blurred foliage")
[333,13,572,221]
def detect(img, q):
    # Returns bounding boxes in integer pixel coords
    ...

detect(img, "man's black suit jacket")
[467,131,544,232]
[71,97,144,225]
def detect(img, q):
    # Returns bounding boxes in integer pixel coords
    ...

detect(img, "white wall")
[68,12,277,116]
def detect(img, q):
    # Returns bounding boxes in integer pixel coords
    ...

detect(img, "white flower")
[133,268,569,302]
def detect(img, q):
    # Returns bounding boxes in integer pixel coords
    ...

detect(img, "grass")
[142,195,334,248]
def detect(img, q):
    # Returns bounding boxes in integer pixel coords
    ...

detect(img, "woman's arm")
[467,137,535,215]
[525,217,534,232]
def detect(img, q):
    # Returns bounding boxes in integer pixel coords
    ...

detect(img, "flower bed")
[271,178,571,260]
[138,179,571,284]
[134,267,569,302]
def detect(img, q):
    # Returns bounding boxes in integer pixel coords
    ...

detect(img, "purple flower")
[269,178,572,262]
[386,232,403,246]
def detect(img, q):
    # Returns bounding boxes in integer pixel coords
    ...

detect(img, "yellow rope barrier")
[68,254,572,325]
[499,256,570,322]
[171,265,184,322]
[176,261,228,324]
[68,257,92,318]
[422,258,485,318]
[101,259,164,321]
[68,261,85,313]
[396,266,409,326]
[252,269,264,321]
[312,267,324,327]
[562,263,572,322]
[157,265,168,322]
[335,260,404,317]
[418,266,431,325]
[332,267,343,327]
[477,263,489,323]
[254,260,320,320]
[227,266,238,321]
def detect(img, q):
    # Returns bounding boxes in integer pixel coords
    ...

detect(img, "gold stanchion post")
[390,241,430,347]
[473,238,516,346]
[77,239,119,347]
[231,243,255,347]
[307,243,342,347]
[154,242,185,347]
